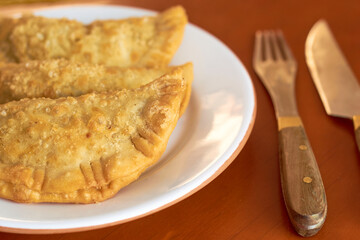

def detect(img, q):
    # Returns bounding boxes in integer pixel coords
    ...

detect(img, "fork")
[253,31,327,237]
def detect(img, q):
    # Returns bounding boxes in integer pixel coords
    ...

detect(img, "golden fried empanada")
[0,59,193,115]
[0,6,187,67]
[0,69,186,203]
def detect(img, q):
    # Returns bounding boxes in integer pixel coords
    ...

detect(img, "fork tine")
[253,31,263,63]
[276,30,295,61]
[263,31,273,61]
[270,31,283,61]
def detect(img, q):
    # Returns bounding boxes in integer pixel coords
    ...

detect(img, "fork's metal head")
[252,30,298,117]
[253,30,297,76]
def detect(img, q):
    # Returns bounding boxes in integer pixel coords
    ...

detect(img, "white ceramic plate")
[0,4,256,233]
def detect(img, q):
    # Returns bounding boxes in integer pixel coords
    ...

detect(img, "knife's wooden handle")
[278,117,327,237]
[353,115,360,152]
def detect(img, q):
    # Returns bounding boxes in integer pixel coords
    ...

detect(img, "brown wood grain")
[1,0,360,239]
[279,124,326,236]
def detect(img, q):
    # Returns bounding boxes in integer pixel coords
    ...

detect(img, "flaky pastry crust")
[0,59,193,116]
[0,6,187,67]
[0,69,186,203]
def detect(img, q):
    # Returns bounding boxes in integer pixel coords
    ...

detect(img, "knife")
[305,20,360,151]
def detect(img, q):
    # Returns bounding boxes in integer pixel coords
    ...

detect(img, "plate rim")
[0,2,257,234]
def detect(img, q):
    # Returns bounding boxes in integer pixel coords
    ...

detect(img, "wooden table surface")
[1,0,360,239]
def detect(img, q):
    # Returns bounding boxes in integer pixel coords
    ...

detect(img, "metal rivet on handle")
[299,145,308,150]
[303,177,313,183]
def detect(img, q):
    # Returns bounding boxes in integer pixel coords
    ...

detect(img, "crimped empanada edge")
[0,73,186,203]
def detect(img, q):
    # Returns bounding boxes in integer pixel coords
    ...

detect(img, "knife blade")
[305,19,360,151]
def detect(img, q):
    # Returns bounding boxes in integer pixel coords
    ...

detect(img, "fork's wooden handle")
[353,115,360,152]
[278,117,327,237]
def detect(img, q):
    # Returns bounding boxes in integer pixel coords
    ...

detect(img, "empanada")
[0,59,193,116]
[0,69,185,203]
[0,6,187,67]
